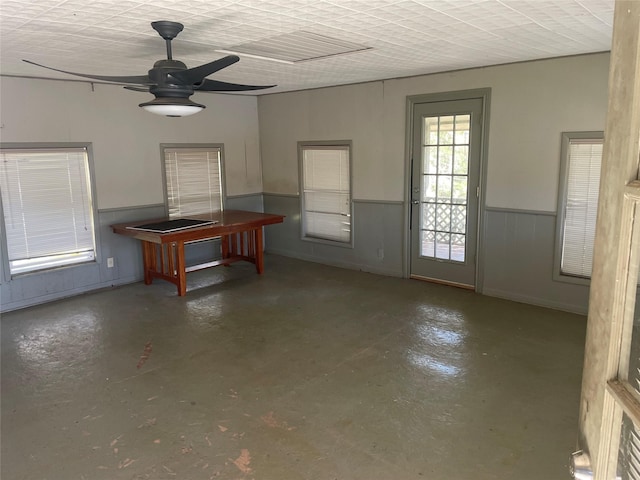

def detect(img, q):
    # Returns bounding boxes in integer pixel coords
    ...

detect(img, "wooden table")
[111,210,285,296]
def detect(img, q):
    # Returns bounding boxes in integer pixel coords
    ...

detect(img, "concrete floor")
[1,255,585,480]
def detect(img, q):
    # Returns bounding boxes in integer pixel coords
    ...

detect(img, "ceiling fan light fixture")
[23,21,275,114]
[139,96,205,117]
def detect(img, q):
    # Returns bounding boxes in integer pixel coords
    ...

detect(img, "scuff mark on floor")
[261,411,295,431]
[137,417,157,429]
[231,449,252,474]
[137,341,153,369]
[162,465,176,476]
[118,458,135,469]
[83,414,103,421]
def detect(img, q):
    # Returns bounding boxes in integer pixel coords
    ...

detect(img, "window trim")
[0,142,100,278]
[0,189,8,283]
[159,143,227,217]
[553,131,604,286]
[298,140,354,248]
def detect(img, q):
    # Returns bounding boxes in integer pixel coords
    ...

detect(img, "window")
[0,145,97,275]
[162,145,224,217]
[299,142,352,244]
[555,131,604,281]
[421,113,471,262]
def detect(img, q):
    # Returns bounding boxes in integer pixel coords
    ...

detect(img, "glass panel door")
[410,98,483,287]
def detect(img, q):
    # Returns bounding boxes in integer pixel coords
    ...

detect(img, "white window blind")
[561,138,603,278]
[0,147,96,274]
[164,147,223,218]
[301,145,351,243]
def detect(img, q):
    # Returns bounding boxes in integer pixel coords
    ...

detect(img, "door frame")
[403,88,491,291]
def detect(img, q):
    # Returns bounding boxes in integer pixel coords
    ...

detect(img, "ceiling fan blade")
[23,60,153,85]
[196,78,275,92]
[124,86,150,92]
[169,55,240,85]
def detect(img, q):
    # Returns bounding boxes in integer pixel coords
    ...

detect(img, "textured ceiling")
[0,0,615,95]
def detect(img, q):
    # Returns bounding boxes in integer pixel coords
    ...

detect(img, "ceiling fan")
[23,21,275,117]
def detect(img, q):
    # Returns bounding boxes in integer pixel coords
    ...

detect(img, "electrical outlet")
[107,257,114,268]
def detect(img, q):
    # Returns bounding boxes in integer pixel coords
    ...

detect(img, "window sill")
[552,271,591,287]
[9,258,97,279]
[301,235,354,249]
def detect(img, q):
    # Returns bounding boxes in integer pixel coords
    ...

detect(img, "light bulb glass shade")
[141,104,204,117]
[139,97,205,117]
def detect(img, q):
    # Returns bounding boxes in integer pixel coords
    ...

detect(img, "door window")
[421,114,470,262]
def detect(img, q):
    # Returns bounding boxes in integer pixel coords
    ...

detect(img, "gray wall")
[0,75,265,312]
[0,194,264,312]
[482,208,590,314]
[0,54,610,314]
[263,194,404,277]
[258,53,610,314]
[1,205,162,312]
[1,78,264,208]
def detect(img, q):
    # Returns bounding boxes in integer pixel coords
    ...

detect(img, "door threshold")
[410,274,475,290]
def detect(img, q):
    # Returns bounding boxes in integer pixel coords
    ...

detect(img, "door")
[577,2,640,477]
[410,98,483,287]
[593,182,640,479]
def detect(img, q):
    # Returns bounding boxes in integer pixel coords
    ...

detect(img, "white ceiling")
[0,0,615,95]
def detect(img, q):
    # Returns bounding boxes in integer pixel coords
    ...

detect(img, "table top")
[111,210,285,243]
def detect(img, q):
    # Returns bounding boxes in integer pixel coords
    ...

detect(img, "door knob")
[411,200,420,205]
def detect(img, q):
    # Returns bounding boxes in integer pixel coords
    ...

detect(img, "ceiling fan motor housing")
[148,59,194,98]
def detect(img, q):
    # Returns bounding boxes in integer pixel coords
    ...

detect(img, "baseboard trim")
[482,287,588,315]
[0,276,141,313]
[410,274,474,290]
[265,249,403,278]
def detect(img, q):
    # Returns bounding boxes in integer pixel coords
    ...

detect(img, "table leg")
[221,234,229,259]
[142,241,153,285]
[255,227,264,274]
[176,240,187,296]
